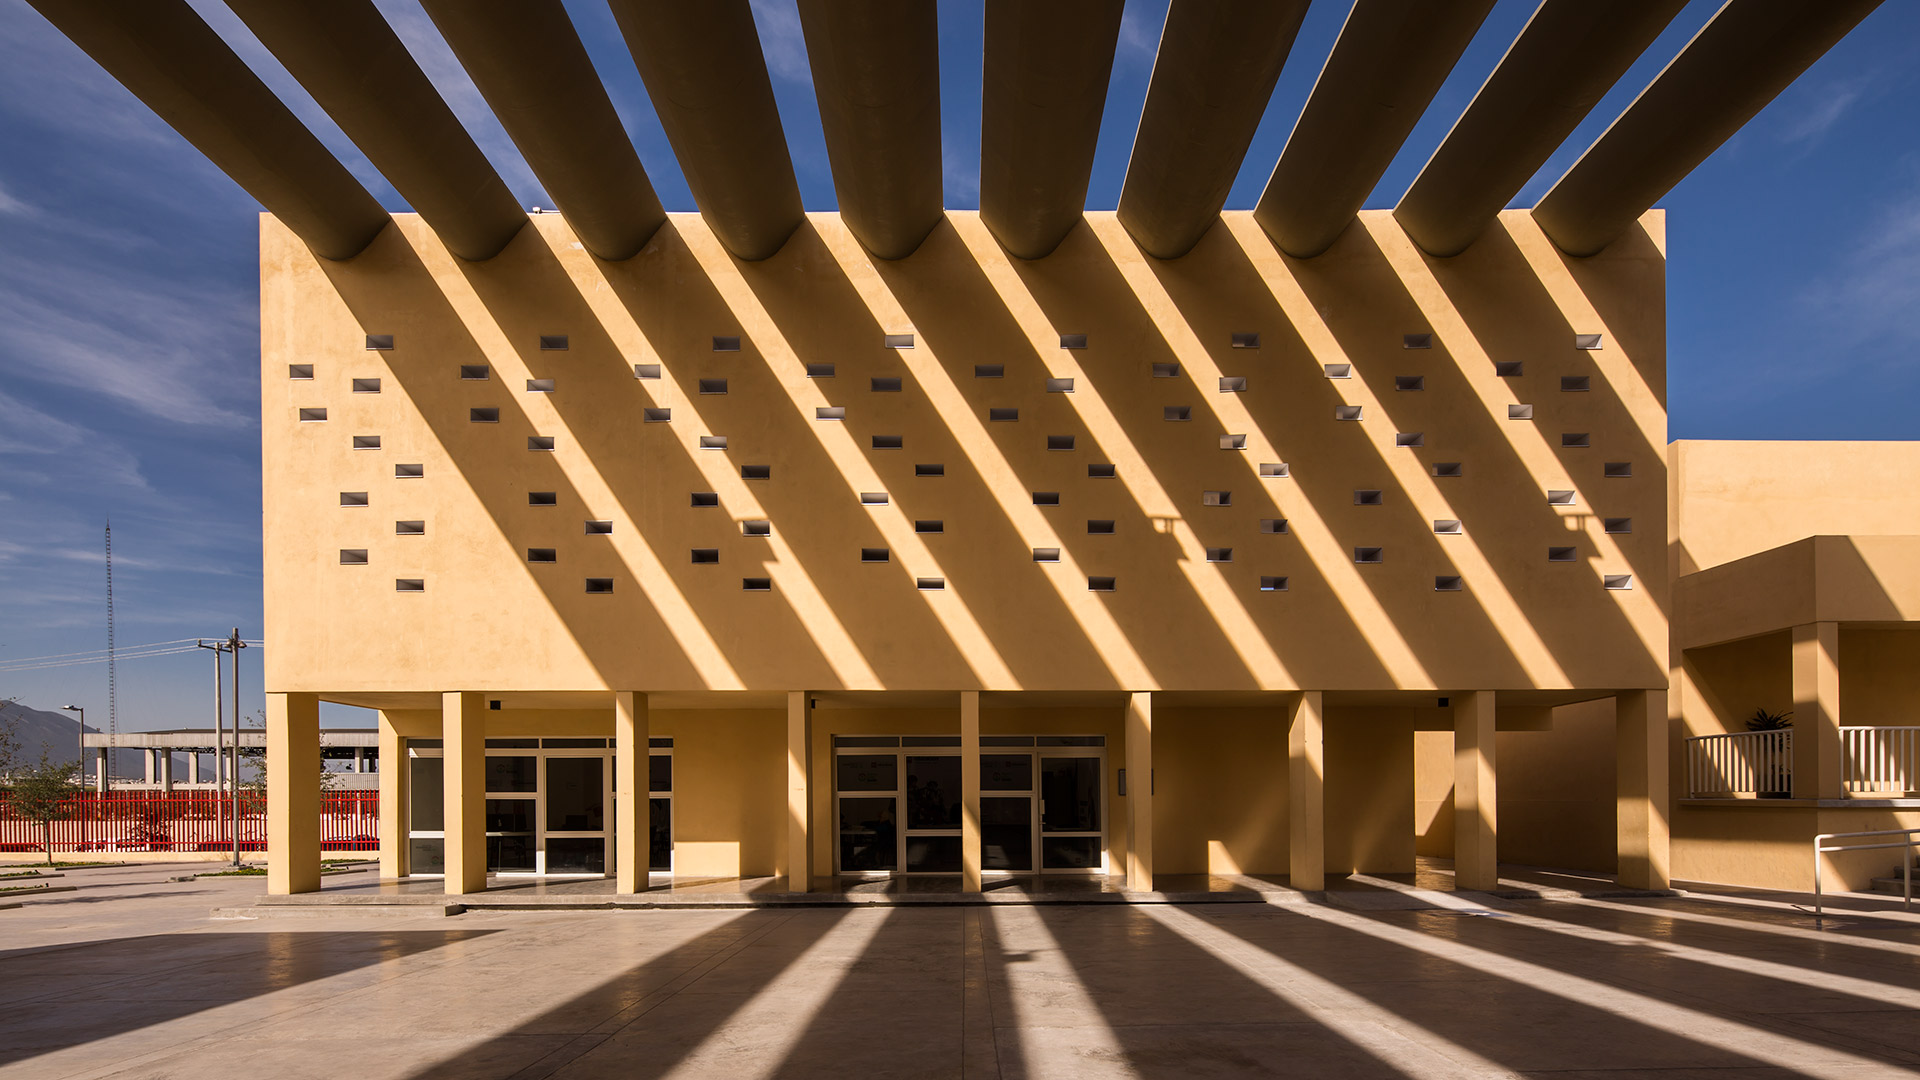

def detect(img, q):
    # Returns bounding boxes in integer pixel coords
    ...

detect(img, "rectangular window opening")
[1032,548,1060,562]
[1152,362,1180,378]
[339,492,369,507]
[395,463,423,478]
[1395,432,1424,447]
[1403,333,1433,349]
[585,520,614,535]
[916,577,945,591]
[1494,361,1524,377]
[743,577,771,591]
[528,548,557,563]
[1219,376,1247,392]
[1047,435,1075,451]
[1088,576,1116,592]
[1508,404,1535,420]
[529,492,558,506]
[1335,405,1363,421]
[990,407,1019,422]
[712,336,741,352]
[1547,489,1577,506]
[872,435,903,449]
[698,378,727,395]
[742,464,771,479]
[1574,334,1604,350]
[1046,377,1075,393]
[1562,432,1591,448]
[1164,406,1191,422]
[585,578,614,593]
[860,492,889,505]
[861,547,890,563]
[806,363,835,378]
[395,520,425,536]
[1260,576,1288,592]
[1354,547,1384,564]
[883,333,914,349]
[539,334,568,351]
[1548,546,1577,562]
[1220,434,1247,450]
[470,407,499,423]
[1432,462,1463,478]
[1203,490,1231,507]
[699,435,728,450]
[691,548,720,564]
[914,520,943,534]
[634,363,661,380]
[1230,332,1259,349]
[395,578,424,592]
[298,407,328,422]
[1604,517,1632,534]
[1323,364,1351,379]
[1604,462,1633,478]
[1032,491,1060,506]
[1088,520,1115,534]
[352,435,381,450]
[975,364,1004,379]
[352,378,381,394]
[872,377,903,393]
[742,519,771,537]
[526,378,556,393]
[1435,575,1463,592]
[1604,574,1633,590]
[1259,462,1290,478]
[365,334,394,351]
[1434,519,1463,535]
[288,364,313,380]
[643,407,672,423]
[1260,518,1288,535]
[528,436,555,451]
[1089,463,1117,479]
[1205,547,1232,563]
[1396,375,1425,391]
[691,492,720,507]
[1562,375,1591,392]
[1060,334,1088,350]
[339,549,368,565]
[816,406,846,420]
[915,464,944,477]
[1353,490,1383,506]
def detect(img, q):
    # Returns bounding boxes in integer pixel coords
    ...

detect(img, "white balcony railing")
[1686,730,1792,798]
[1842,726,1920,795]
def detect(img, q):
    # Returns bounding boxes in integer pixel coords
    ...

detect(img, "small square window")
[884,333,914,349]
[352,377,381,393]
[1604,517,1632,534]
[699,435,729,450]
[1547,489,1577,506]
[1434,519,1462,535]
[1324,364,1351,379]
[872,435,903,449]
[1060,334,1088,349]
[1561,376,1591,392]
[289,364,314,379]
[1494,361,1524,377]
[1260,518,1288,534]
[1088,520,1115,534]
[691,548,720,564]
[1353,490,1383,506]
[916,577,945,591]
[915,464,944,477]
[471,407,499,423]
[299,407,328,422]
[1574,334,1603,350]
[461,365,490,380]
[1603,573,1633,590]
[1033,491,1060,505]
[1220,434,1246,450]
[1434,575,1463,591]
[990,407,1019,422]
[1032,548,1060,562]
[859,492,888,505]
[1152,363,1180,378]
[743,577,772,591]
[585,578,614,593]
[395,463,423,478]
[1230,332,1259,349]
[1088,576,1117,592]
[861,547,890,563]
[806,363,835,378]
[1046,377,1075,393]
[1089,463,1117,479]
[975,364,1004,379]
[352,435,381,450]
[691,492,720,507]
[742,519,770,537]
[644,407,672,422]
[698,378,727,395]
[340,492,369,507]
[1432,462,1463,478]
[1259,462,1290,478]
[528,436,555,451]
[634,364,661,380]
[1548,547,1577,562]
[528,548,557,563]
[915,520,943,534]
[713,336,741,352]
[1395,376,1425,391]
[1260,576,1288,591]
[1395,432,1424,447]
[339,549,368,565]
[1047,435,1075,451]
[817,406,846,420]
[586,520,614,535]
[1354,547,1384,564]
[540,334,568,351]
[395,520,425,535]
[365,334,394,351]
[1205,547,1232,563]
[1507,404,1534,420]
[1335,405,1363,421]
[530,491,558,506]
[1404,334,1432,349]
[1562,432,1591,448]
[1604,462,1633,478]
[1164,406,1191,421]
[742,464,771,479]
[872,377,903,393]
[1219,376,1247,392]
[1202,491,1231,507]
[395,578,424,592]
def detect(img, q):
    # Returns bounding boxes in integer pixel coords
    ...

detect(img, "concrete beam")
[1534,0,1884,257]
[224,0,527,262]
[979,0,1124,260]
[1395,0,1687,258]
[1115,0,1310,260]
[25,0,387,260]
[1255,0,1495,259]
[796,0,941,261]
[608,0,804,261]
[419,0,665,262]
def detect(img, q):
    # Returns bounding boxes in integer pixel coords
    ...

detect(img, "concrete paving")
[5,861,1920,1078]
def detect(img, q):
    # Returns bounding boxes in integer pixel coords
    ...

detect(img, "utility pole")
[229,628,246,868]
[197,639,231,863]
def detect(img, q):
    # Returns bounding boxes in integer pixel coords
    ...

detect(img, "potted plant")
[1747,708,1793,797]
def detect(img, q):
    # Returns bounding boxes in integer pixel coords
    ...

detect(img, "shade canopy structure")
[28,0,1886,262]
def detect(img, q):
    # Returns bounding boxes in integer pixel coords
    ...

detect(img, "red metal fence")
[0,791,377,854]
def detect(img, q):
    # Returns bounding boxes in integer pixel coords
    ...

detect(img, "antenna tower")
[105,520,117,776]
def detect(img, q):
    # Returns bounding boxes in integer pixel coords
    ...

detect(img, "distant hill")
[1,701,152,778]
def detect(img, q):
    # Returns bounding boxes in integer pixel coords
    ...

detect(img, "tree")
[8,752,77,865]
[0,697,20,778]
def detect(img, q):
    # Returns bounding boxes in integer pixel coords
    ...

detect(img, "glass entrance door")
[1038,755,1104,871]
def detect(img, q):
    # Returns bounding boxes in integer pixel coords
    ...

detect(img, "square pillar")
[143,748,156,785]
[1792,622,1842,800]
[95,748,108,793]
[442,691,488,895]
[1453,690,1498,891]
[786,692,814,891]
[353,747,366,774]
[1125,692,1153,892]
[266,692,322,895]
[615,691,650,894]
[961,691,983,892]
[159,749,174,792]
[1616,689,1670,890]
[1288,691,1326,891]
[377,712,408,879]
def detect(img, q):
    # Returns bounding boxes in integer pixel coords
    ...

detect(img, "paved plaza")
[4,863,1920,1078]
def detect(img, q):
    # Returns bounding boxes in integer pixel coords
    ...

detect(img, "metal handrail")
[1814,827,1920,919]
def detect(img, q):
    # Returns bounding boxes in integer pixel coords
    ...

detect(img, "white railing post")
[1684,730,1793,797]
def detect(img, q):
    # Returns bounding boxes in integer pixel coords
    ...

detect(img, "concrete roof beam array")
[223,0,528,263]
[1116,0,1311,260]
[1254,0,1496,260]
[420,0,666,262]
[978,0,1125,260]
[608,0,805,263]
[797,0,943,261]
[25,0,389,261]
[1393,0,1689,259]
[1533,0,1886,257]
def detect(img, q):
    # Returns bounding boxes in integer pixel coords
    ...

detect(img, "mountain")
[1,701,149,778]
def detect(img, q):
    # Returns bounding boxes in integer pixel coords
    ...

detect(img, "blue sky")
[1,0,1915,734]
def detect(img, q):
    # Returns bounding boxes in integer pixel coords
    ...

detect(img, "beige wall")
[1325,708,1416,874]
[1155,707,1289,875]
[1671,440,1920,575]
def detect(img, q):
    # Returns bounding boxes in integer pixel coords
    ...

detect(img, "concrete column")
[961,691,983,892]
[143,748,156,784]
[1616,689,1670,889]
[377,712,408,879]
[95,748,108,793]
[1124,691,1153,892]
[442,691,488,895]
[159,749,174,792]
[786,692,813,892]
[1792,621,1842,800]
[266,692,322,895]
[353,746,365,774]
[1453,690,1498,891]
[1288,690,1326,891]
[614,691,650,894]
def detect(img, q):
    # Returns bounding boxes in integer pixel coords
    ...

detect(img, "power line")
[0,646,207,673]
[0,638,202,664]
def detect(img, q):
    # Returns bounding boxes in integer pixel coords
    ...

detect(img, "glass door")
[542,753,607,875]
[485,752,538,873]
[1038,754,1105,872]
[903,753,961,872]
[649,746,672,873]
[980,752,1034,873]
[836,750,898,873]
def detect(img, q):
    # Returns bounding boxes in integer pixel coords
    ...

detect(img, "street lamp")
[60,705,84,788]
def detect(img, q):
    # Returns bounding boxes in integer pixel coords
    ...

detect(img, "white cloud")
[1775,75,1874,147]
[0,388,151,492]
[750,0,811,84]
[1800,188,1920,354]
